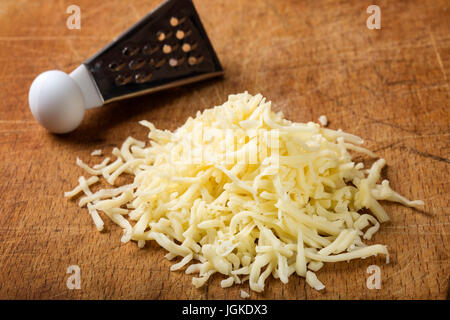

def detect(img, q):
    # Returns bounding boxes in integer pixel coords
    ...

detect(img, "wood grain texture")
[0,0,448,300]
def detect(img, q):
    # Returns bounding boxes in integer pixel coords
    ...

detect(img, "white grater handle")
[28,65,103,134]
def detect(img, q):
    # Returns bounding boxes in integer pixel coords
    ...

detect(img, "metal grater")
[28,0,223,133]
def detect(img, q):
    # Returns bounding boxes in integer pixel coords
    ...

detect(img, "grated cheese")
[318,115,328,127]
[306,271,325,290]
[91,149,102,156]
[65,92,423,292]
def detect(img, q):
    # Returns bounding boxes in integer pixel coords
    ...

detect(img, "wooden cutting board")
[0,0,448,300]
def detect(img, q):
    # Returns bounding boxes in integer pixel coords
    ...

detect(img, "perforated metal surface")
[85,0,223,103]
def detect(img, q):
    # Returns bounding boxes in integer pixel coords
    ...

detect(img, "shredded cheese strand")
[66,92,423,292]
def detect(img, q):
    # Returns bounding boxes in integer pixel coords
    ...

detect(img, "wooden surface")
[0,0,448,300]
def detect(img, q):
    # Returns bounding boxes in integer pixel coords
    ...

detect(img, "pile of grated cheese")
[65,92,423,292]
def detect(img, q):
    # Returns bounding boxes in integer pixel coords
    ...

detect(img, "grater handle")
[28,65,103,134]
[70,65,104,110]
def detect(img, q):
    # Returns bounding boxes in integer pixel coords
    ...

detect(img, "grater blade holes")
[135,72,152,84]
[162,43,178,54]
[181,43,190,52]
[108,61,126,71]
[180,29,192,38]
[129,58,146,70]
[122,46,139,57]
[170,17,179,26]
[143,44,159,55]
[175,30,185,40]
[115,73,133,86]
[162,44,172,54]
[157,31,173,42]
[152,58,166,69]
[169,56,184,67]
[182,42,197,53]
[170,16,186,27]
[188,55,203,66]
[157,31,166,41]
[168,58,178,67]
